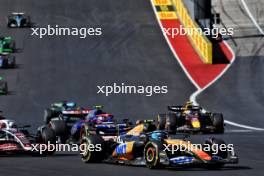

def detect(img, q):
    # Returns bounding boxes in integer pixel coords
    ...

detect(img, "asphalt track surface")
[0,0,263,176]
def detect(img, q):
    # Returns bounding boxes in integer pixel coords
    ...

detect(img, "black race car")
[156,102,224,134]
[0,53,16,68]
[7,13,31,28]
[43,101,79,124]
[80,120,238,169]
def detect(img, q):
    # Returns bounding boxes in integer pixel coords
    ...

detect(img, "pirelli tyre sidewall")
[80,135,105,163]
[144,141,164,169]
[79,123,90,141]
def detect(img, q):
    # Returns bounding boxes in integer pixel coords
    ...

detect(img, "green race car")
[43,101,78,124]
[0,76,8,95]
[0,36,16,54]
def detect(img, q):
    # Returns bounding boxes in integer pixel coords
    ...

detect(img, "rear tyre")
[80,135,105,163]
[9,41,16,52]
[79,124,90,141]
[37,128,56,155]
[166,113,177,134]
[49,120,67,139]
[44,109,52,124]
[0,81,8,95]
[8,56,16,68]
[156,114,166,130]
[212,113,224,134]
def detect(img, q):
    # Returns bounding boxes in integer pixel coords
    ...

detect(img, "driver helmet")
[185,101,193,109]
[150,131,168,140]
[97,116,104,121]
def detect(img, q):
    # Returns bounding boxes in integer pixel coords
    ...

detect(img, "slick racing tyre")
[212,113,224,134]
[156,114,166,130]
[8,56,16,68]
[79,124,90,140]
[49,120,67,138]
[0,81,8,95]
[166,113,177,134]
[7,21,16,28]
[80,135,105,163]
[43,109,53,124]
[203,138,228,168]
[9,41,16,51]
[36,127,56,155]
[144,141,163,169]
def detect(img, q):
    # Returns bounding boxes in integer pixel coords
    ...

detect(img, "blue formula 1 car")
[7,13,31,28]
[37,105,132,146]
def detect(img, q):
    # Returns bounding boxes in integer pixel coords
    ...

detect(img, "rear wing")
[11,12,25,15]
[168,106,184,111]
[168,105,202,112]
[62,109,90,115]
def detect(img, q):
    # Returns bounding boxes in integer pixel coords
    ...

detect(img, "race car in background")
[0,76,8,95]
[156,101,224,134]
[7,13,31,28]
[43,101,79,124]
[0,36,16,54]
[0,53,16,68]
[39,104,132,145]
[0,113,55,155]
[80,120,238,169]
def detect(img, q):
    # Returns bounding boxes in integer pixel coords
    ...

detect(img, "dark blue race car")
[37,105,132,146]
[7,13,31,28]
[0,53,16,68]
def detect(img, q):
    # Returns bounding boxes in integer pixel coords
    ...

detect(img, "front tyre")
[203,138,228,169]
[144,141,162,169]
[80,135,105,163]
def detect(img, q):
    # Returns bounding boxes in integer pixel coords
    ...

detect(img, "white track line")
[225,120,264,131]
[240,0,264,35]
[150,0,264,131]
[190,40,236,105]
[225,129,253,133]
